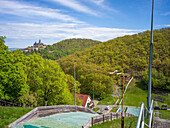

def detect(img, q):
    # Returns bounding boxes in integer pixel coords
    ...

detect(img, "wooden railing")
[82,112,134,128]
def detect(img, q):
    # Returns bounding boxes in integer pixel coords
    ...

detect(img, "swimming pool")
[12,112,98,128]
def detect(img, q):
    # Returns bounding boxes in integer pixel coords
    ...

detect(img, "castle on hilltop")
[33,40,46,49]
[22,40,46,52]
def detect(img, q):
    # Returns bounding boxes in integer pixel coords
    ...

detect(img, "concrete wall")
[152,117,170,128]
[8,105,97,127]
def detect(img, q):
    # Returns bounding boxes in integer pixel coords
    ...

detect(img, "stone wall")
[152,117,170,128]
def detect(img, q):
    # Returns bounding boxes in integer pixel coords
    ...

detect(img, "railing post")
[103,115,104,122]
[136,103,144,128]
[142,107,145,128]
[116,113,118,118]
[91,117,93,126]
[111,113,112,120]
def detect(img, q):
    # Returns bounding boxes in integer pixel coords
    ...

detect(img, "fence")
[8,105,97,127]
[0,99,30,107]
[82,112,134,128]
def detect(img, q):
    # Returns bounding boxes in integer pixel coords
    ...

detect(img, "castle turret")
[39,40,41,44]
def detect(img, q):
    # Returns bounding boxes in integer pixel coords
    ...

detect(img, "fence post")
[103,115,104,122]
[111,113,112,120]
[91,117,93,126]
[116,113,118,118]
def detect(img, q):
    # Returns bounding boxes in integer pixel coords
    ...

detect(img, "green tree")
[0,37,29,101]
[39,59,73,105]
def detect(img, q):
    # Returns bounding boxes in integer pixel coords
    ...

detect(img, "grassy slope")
[93,107,100,112]
[123,79,170,120]
[124,80,169,108]
[124,80,148,107]
[159,110,170,120]
[97,94,118,105]
[152,93,170,108]
[0,107,34,128]
[90,117,138,128]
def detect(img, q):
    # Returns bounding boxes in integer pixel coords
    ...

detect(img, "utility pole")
[112,98,113,110]
[100,94,102,113]
[74,60,76,105]
[93,84,94,107]
[121,75,124,128]
[147,0,154,112]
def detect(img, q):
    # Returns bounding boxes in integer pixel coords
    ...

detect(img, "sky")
[0,0,169,48]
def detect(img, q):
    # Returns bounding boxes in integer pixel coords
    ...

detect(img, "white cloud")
[0,22,143,48]
[89,0,104,5]
[156,24,170,27]
[161,12,170,16]
[47,0,98,16]
[87,0,118,13]
[0,0,81,23]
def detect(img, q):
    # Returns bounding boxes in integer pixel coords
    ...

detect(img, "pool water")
[126,107,140,116]
[12,112,98,128]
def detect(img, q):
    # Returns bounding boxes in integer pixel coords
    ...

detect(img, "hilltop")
[24,38,101,60]
[57,28,170,97]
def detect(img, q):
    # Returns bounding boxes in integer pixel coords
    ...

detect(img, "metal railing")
[136,100,154,128]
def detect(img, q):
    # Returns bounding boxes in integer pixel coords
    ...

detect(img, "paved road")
[95,105,114,114]
[95,105,119,114]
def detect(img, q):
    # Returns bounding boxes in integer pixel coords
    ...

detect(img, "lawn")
[90,117,138,128]
[110,107,118,112]
[0,107,34,128]
[93,107,100,112]
[158,110,170,120]
[123,81,148,107]
[152,93,170,108]
[97,94,118,105]
[123,80,170,108]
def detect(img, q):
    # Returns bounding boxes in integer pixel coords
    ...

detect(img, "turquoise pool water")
[126,107,140,116]
[12,112,98,128]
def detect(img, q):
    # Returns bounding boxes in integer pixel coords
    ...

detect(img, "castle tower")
[39,40,41,44]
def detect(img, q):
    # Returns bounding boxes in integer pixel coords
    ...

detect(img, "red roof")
[49,51,53,53]
[77,94,91,107]
[28,47,32,50]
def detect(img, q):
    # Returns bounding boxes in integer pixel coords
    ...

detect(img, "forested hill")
[0,36,83,106]
[24,39,101,60]
[57,28,170,97]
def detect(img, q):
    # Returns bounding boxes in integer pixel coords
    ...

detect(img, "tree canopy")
[57,28,170,97]
[0,36,77,106]
[24,38,101,60]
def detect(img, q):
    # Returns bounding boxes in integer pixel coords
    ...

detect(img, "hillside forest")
[0,36,82,106]
[57,28,170,97]
[0,28,169,106]
[24,39,101,60]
